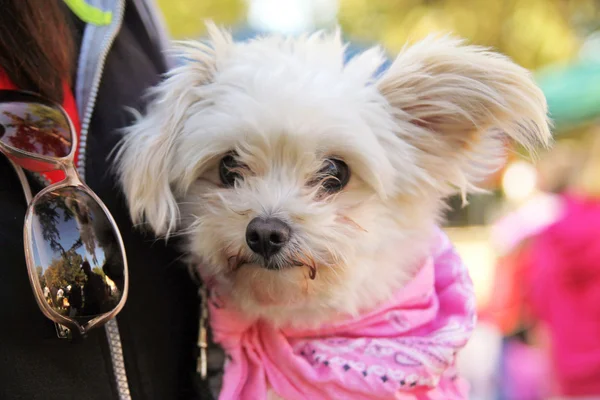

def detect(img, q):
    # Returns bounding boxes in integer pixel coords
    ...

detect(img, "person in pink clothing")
[526,194,600,398]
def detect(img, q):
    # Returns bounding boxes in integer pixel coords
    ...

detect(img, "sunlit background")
[156,1,600,398]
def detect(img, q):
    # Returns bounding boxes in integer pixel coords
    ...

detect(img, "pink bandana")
[208,229,476,399]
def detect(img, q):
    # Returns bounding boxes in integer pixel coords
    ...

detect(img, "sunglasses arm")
[8,159,33,204]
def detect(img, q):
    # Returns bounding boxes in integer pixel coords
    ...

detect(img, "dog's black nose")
[245,217,291,259]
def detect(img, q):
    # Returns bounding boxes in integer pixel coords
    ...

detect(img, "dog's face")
[174,79,429,323]
[116,25,550,326]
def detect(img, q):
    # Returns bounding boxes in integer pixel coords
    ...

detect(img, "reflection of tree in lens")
[34,193,78,257]
[65,195,99,265]
[41,250,86,315]
[34,190,99,264]
[2,103,70,157]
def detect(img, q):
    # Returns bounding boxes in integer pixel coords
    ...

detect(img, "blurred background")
[156,1,600,399]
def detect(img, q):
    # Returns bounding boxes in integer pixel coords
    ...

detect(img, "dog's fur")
[115,24,550,330]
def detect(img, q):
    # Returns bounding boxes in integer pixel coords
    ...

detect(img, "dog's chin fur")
[115,23,551,328]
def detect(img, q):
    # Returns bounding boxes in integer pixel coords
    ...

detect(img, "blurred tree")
[338,0,600,69]
[34,197,78,259]
[157,0,246,38]
[43,251,86,291]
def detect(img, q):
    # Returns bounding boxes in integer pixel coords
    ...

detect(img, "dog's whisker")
[170,252,188,265]
[336,214,368,233]
[229,247,246,272]
[289,258,304,267]
[232,208,252,216]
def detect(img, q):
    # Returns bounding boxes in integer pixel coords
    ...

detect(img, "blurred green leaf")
[157,0,246,39]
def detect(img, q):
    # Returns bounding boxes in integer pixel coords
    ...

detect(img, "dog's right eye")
[312,158,350,194]
[219,154,243,187]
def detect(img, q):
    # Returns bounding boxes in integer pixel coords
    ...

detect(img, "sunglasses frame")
[0,90,129,339]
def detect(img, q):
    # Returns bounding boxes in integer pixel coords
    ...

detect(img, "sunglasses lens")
[27,187,125,324]
[0,101,72,158]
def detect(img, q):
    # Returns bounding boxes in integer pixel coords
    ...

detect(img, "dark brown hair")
[0,0,75,103]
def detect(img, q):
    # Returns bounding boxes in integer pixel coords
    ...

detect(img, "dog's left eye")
[219,154,243,187]
[315,158,350,193]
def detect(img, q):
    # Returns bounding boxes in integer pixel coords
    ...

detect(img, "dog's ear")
[115,23,232,237]
[377,35,551,197]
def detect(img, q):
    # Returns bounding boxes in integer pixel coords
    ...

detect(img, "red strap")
[0,70,81,183]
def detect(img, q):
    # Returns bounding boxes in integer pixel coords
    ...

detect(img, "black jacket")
[0,2,202,399]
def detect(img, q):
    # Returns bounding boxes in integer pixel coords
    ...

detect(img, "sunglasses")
[0,90,128,340]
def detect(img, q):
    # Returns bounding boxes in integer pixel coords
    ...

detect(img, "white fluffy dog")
[116,24,550,398]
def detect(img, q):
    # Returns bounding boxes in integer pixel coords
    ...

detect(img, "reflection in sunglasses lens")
[28,187,125,325]
[0,102,72,157]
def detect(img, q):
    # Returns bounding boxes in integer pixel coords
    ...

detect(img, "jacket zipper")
[76,1,131,399]
[77,1,124,178]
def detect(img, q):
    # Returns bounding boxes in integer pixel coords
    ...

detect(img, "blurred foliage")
[43,251,86,290]
[157,0,246,39]
[338,0,600,69]
[158,0,600,70]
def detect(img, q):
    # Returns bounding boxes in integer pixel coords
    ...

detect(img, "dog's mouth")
[264,259,318,280]
[227,252,318,280]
